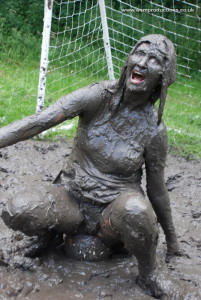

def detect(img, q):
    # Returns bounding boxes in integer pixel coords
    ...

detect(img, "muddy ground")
[0,139,201,300]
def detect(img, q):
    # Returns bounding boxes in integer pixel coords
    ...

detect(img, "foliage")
[0,0,43,63]
[0,0,44,35]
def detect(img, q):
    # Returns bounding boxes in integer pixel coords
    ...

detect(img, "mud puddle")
[0,140,201,299]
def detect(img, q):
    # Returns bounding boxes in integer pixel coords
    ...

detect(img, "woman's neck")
[122,88,151,111]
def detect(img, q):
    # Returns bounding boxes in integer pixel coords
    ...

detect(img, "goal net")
[40,0,200,142]
[45,0,107,101]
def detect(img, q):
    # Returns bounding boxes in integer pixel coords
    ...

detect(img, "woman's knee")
[2,186,52,235]
[103,190,158,236]
[2,185,84,236]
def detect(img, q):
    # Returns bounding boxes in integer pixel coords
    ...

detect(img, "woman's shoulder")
[98,79,118,89]
[89,79,118,96]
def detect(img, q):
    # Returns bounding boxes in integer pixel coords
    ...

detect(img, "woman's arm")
[0,82,104,149]
[145,123,181,256]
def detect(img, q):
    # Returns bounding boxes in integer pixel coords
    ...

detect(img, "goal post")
[98,0,115,80]
[36,0,54,113]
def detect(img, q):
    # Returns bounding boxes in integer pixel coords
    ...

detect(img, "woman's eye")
[149,58,156,63]
[149,57,159,64]
[135,51,145,57]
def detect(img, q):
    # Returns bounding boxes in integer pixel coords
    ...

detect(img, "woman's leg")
[97,189,175,298]
[1,184,84,256]
[99,189,158,277]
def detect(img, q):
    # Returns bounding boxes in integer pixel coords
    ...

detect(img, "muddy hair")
[107,34,176,125]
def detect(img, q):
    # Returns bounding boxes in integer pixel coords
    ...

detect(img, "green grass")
[0,45,200,160]
[164,78,201,159]
[0,60,38,125]
[0,54,106,140]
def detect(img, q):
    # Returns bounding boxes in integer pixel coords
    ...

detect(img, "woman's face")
[126,42,165,94]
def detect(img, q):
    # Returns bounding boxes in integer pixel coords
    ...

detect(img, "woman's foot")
[166,241,188,263]
[137,270,200,299]
[137,271,180,299]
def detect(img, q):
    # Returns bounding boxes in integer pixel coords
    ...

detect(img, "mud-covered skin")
[0,34,183,298]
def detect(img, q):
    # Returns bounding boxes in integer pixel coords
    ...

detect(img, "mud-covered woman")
[0,35,183,298]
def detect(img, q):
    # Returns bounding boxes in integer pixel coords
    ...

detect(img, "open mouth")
[130,70,145,84]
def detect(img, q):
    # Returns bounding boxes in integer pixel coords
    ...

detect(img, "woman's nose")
[137,56,148,68]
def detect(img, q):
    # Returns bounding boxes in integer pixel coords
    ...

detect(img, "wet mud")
[0,140,201,299]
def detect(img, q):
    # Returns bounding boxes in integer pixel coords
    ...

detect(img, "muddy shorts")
[68,188,108,236]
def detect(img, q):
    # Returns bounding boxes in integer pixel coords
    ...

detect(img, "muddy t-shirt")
[58,83,166,204]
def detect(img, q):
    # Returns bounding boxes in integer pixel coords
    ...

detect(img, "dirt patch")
[0,140,201,299]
